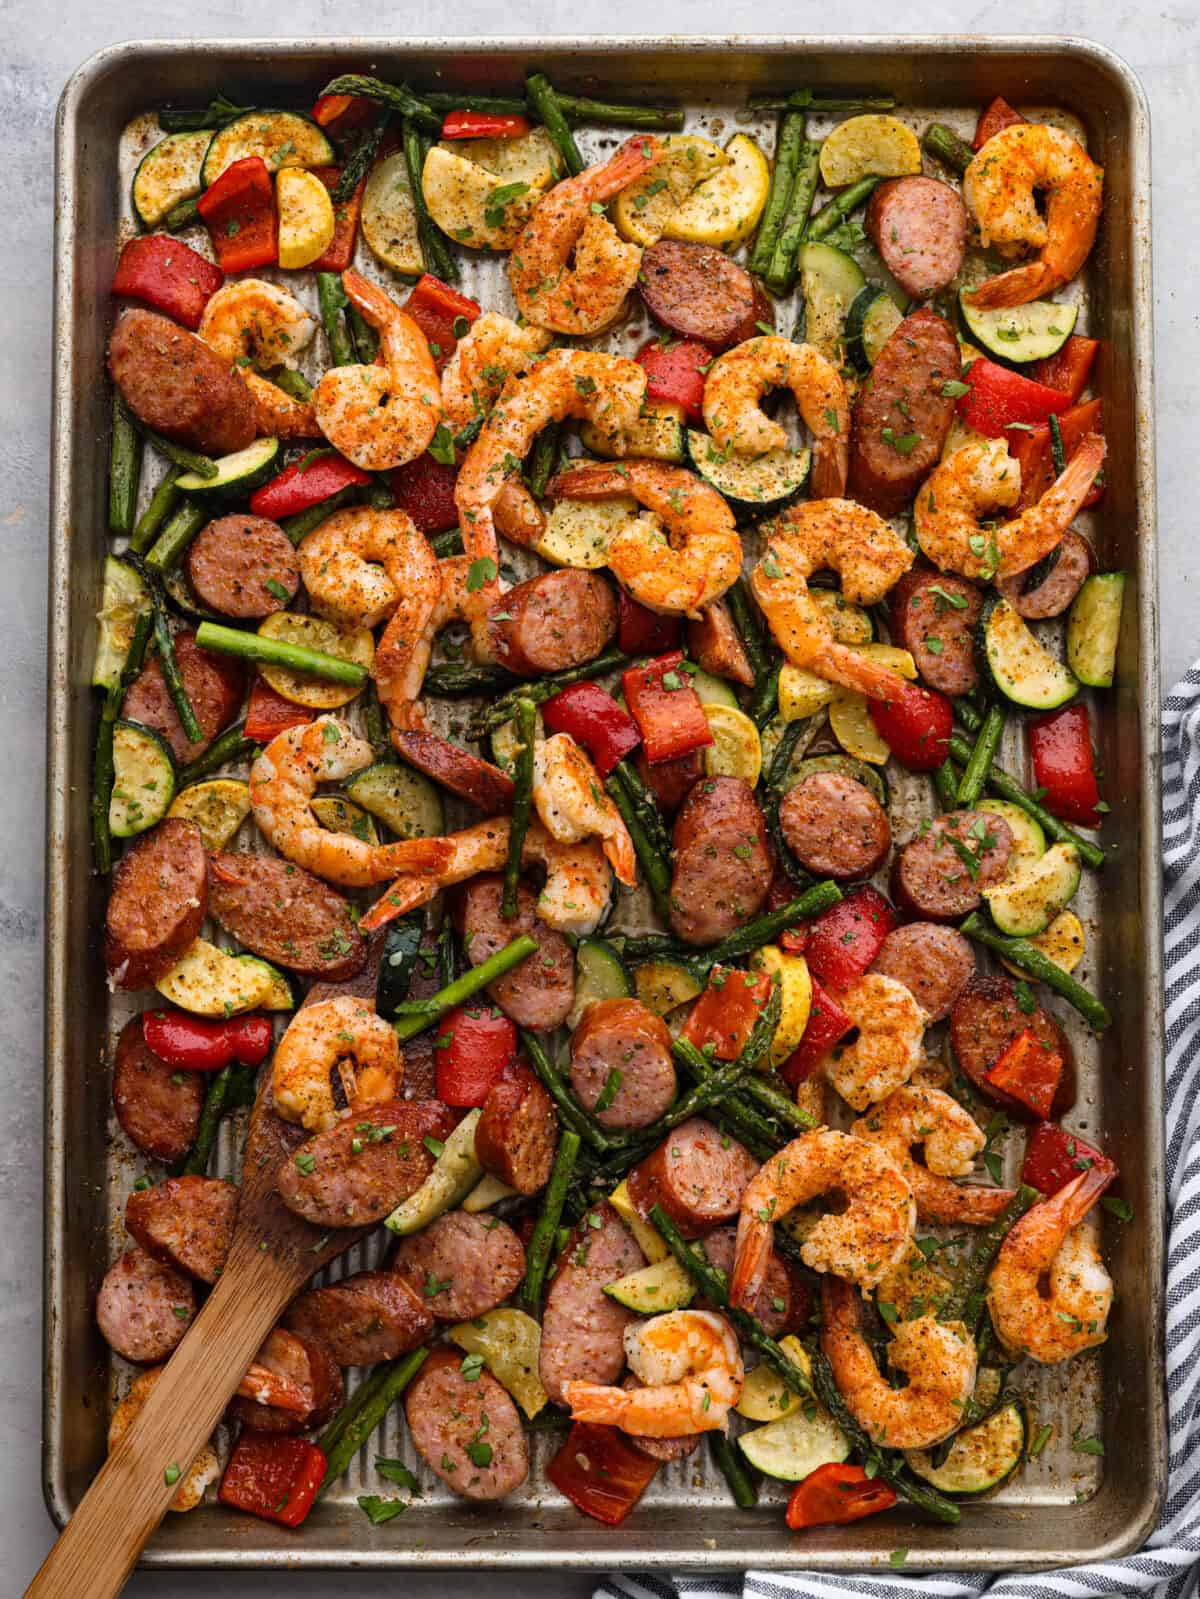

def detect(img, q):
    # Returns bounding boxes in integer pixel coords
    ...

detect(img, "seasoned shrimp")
[359,817,613,939]
[272,995,401,1132]
[249,717,453,888]
[533,732,636,886]
[914,433,1106,581]
[313,269,441,470]
[441,312,553,428]
[731,1128,915,1303]
[197,278,319,438]
[509,136,663,335]
[821,1276,976,1449]
[964,123,1104,309]
[987,1164,1114,1364]
[852,1084,1016,1226]
[548,460,742,616]
[702,336,851,498]
[821,974,927,1111]
[749,500,915,701]
[563,1310,743,1438]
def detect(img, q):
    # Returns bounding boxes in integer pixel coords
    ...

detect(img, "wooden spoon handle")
[24,1246,297,1599]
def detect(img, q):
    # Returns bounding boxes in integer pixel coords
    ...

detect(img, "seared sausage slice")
[889,568,983,696]
[626,1117,760,1240]
[639,240,769,350]
[779,772,891,880]
[476,1062,558,1194]
[105,819,208,991]
[569,997,676,1130]
[866,177,968,300]
[998,530,1093,619]
[121,629,245,766]
[208,851,366,981]
[227,1327,343,1435]
[124,1174,237,1283]
[489,570,618,675]
[687,600,754,687]
[109,308,257,456]
[699,1223,796,1338]
[870,923,975,1023]
[276,1099,458,1229]
[634,746,703,818]
[455,874,575,1030]
[669,776,773,946]
[406,1346,529,1501]
[892,810,1013,923]
[96,1246,195,1363]
[390,728,515,814]
[539,1201,644,1406]
[391,1210,526,1321]
[950,973,1076,1120]
[185,514,300,619]
[286,1270,433,1367]
[112,1014,204,1162]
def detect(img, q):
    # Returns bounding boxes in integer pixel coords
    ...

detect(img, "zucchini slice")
[310,795,380,846]
[906,1398,1025,1495]
[818,114,922,188]
[167,777,250,851]
[345,761,445,839]
[978,797,1046,870]
[154,937,274,1016]
[110,721,176,838]
[567,938,632,1030]
[385,1108,483,1234]
[133,131,210,228]
[201,111,334,188]
[738,1396,851,1481]
[690,668,740,709]
[580,402,686,464]
[686,429,811,516]
[798,242,866,362]
[703,703,763,786]
[660,132,769,249]
[976,595,1079,711]
[257,613,374,712]
[361,150,424,275]
[447,1307,548,1419]
[1067,572,1126,689]
[788,754,888,809]
[177,437,280,497]
[93,556,151,692]
[1000,907,1085,979]
[809,588,874,644]
[534,496,642,570]
[631,960,704,1019]
[235,954,297,1011]
[845,286,904,372]
[735,1335,810,1421]
[753,944,812,1067]
[958,291,1079,365]
[421,146,540,251]
[613,134,727,246]
[276,168,336,270]
[608,1178,670,1263]
[983,841,1081,938]
[375,914,424,1018]
[603,1257,695,1313]
[829,692,890,766]
[462,1173,520,1212]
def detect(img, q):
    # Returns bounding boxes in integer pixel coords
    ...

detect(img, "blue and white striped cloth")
[601,666,1200,1599]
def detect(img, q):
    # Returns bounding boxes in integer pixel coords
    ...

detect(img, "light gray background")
[4,4,1196,1594]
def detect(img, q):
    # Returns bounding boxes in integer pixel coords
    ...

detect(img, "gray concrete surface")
[3,4,1196,1594]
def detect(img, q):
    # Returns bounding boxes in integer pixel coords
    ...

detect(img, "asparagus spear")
[143,500,208,575]
[805,176,881,241]
[619,880,842,971]
[317,1348,430,1490]
[280,484,365,546]
[502,698,537,919]
[128,465,183,556]
[316,270,356,367]
[750,109,807,277]
[332,108,391,205]
[959,913,1112,1031]
[476,648,631,730]
[108,396,143,538]
[150,591,203,746]
[319,74,442,133]
[417,87,685,129]
[748,90,897,113]
[193,620,369,687]
[520,1027,617,1155]
[91,607,154,872]
[938,1185,1039,1331]
[765,137,821,295]
[424,660,518,697]
[710,1433,758,1509]
[170,1062,258,1177]
[404,119,460,283]
[519,1129,581,1311]
[177,721,254,786]
[390,934,539,1041]
[922,122,975,176]
[955,703,1005,808]
[135,422,217,480]
[525,73,585,176]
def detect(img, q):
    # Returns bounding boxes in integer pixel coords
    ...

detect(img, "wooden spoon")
[24,1087,369,1598]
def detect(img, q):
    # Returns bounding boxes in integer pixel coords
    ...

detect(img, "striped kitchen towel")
[601,666,1200,1599]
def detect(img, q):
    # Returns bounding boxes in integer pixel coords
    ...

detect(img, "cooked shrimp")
[272,995,401,1132]
[731,1128,915,1303]
[563,1310,743,1438]
[197,278,319,438]
[964,122,1103,308]
[249,717,452,887]
[313,269,441,471]
[702,336,851,498]
[441,311,553,428]
[108,1368,220,1512]
[236,1329,332,1418]
[548,460,742,616]
[914,433,1106,581]
[852,1084,1016,1226]
[749,500,915,701]
[821,974,927,1111]
[987,1164,1114,1364]
[533,732,636,886]
[493,478,548,548]
[821,1276,976,1449]
[359,817,613,939]
[509,136,663,335]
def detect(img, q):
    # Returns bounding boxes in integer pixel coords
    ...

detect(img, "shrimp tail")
[1001,430,1106,578]
[341,267,396,325]
[591,134,664,198]
[548,463,636,499]
[810,437,850,500]
[561,1381,630,1427]
[967,259,1060,309]
[809,642,912,704]
[374,839,456,877]
[359,877,441,933]
[729,1215,770,1311]
[244,371,320,438]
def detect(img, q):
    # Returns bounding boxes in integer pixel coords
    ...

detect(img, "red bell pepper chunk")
[785,1462,898,1530]
[390,451,461,534]
[1027,702,1103,828]
[973,95,1026,151]
[309,166,366,274]
[442,109,532,139]
[546,1422,659,1526]
[780,978,855,1086]
[802,886,897,993]
[218,1430,326,1528]
[197,156,278,273]
[244,676,316,744]
[956,358,1072,440]
[403,274,481,373]
[635,337,713,424]
[249,450,371,520]
[311,93,376,136]
[542,681,642,778]
[622,651,713,765]
[1021,1120,1115,1197]
[111,235,223,331]
[1010,398,1105,512]
[617,591,682,656]
[143,1008,273,1072]
[682,967,774,1061]
[1031,335,1101,404]
[985,1027,1065,1120]
[435,1004,519,1107]
[867,680,952,772]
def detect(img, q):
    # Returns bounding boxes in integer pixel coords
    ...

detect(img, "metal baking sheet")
[47,36,1163,1572]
